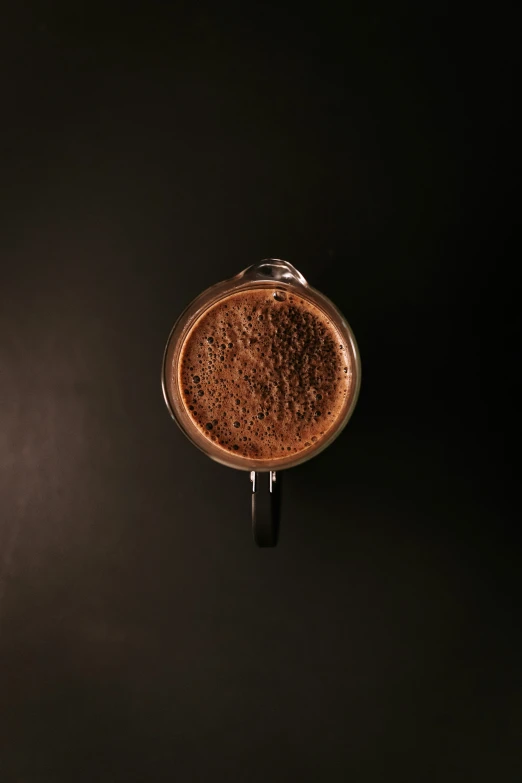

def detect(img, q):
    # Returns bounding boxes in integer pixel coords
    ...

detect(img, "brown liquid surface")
[175,289,352,461]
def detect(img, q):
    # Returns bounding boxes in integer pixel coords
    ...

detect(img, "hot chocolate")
[173,288,353,461]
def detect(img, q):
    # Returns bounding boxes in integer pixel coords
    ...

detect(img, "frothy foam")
[174,289,353,461]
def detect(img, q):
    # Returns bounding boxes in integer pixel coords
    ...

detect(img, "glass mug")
[162,259,361,546]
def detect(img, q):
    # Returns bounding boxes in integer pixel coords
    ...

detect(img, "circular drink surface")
[175,289,353,461]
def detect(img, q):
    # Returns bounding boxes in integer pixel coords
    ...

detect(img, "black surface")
[0,3,519,782]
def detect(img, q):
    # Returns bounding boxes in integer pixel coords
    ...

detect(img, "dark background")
[0,3,518,781]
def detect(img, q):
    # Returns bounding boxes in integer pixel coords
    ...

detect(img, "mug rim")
[162,274,361,472]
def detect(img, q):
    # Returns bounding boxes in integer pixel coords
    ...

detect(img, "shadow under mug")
[162,259,361,546]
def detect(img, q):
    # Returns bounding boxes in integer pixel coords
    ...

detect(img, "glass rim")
[162,269,361,472]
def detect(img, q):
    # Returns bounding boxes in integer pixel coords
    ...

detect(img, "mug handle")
[250,471,280,547]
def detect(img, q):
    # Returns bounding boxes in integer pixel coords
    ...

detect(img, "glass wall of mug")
[162,259,361,472]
